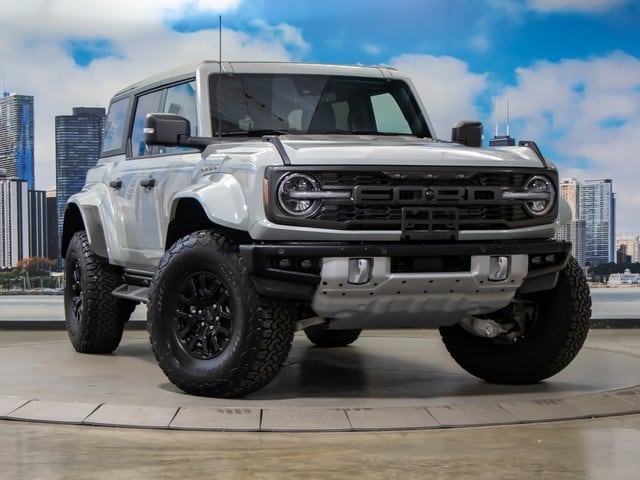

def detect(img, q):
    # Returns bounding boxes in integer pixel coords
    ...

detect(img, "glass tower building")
[580,179,615,265]
[55,107,106,252]
[0,93,35,190]
[556,178,586,267]
[0,174,29,268]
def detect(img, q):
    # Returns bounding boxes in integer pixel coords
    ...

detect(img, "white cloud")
[526,0,630,13]
[492,52,640,233]
[388,54,488,139]
[470,34,490,53]
[0,2,304,190]
[250,20,310,57]
[0,0,241,27]
[361,43,381,56]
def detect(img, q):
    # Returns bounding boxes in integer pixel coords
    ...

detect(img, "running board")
[112,284,149,303]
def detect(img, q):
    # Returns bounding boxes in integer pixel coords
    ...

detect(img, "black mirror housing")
[451,120,483,147]
[144,113,191,146]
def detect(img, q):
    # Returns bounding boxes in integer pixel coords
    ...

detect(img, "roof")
[112,61,399,98]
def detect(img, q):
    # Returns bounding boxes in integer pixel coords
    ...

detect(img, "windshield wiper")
[219,129,290,137]
[310,129,415,136]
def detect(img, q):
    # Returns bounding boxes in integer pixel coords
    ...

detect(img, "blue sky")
[1,0,639,232]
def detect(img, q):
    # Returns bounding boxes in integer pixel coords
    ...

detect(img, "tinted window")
[371,93,411,134]
[102,97,129,155]
[209,74,430,138]
[130,90,163,158]
[159,81,198,155]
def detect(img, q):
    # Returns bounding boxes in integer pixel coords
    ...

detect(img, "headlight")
[523,175,555,216]
[277,173,322,217]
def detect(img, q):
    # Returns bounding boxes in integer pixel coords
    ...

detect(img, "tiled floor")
[1,329,640,431]
[2,329,640,478]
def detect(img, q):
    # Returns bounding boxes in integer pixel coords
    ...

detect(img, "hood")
[279,136,546,169]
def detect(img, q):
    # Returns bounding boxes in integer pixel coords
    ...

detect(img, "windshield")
[209,74,431,138]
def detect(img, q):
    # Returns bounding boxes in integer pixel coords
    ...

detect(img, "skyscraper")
[0,93,35,190]
[55,107,106,251]
[556,178,586,267]
[46,190,59,261]
[29,189,49,259]
[0,172,29,268]
[616,234,640,263]
[580,179,615,265]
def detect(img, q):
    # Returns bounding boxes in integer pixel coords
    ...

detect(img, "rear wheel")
[304,326,362,347]
[147,230,296,398]
[440,256,590,384]
[64,231,136,353]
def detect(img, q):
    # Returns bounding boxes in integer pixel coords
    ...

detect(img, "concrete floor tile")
[0,396,30,416]
[6,400,100,424]
[612,388,640,407]
[84,404,179,429]
[500,398,587,422]
[565,393,640,416]
[427,403,518,427]
[261,408,351,431]
[170,407,261,431]
[346,407,439,430]
[2,329,640,432]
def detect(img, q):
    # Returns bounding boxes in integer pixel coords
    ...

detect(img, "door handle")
[140,177,156,188]
[109,179,122,189]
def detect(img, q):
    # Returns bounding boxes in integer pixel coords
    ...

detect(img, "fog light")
[348,258,372,284]
[277,258,292,269]
[299,259,313,270]
[489,256,510,282]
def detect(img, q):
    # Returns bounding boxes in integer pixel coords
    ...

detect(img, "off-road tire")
[304,326,362,347]
[64,231,136,353]
[147,230,296,398]
[439,255,591,384]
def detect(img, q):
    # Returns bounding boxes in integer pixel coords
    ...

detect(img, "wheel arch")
[165,197,251,250]
[61,202,109,260]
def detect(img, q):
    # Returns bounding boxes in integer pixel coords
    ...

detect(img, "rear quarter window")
[101,97,130,156]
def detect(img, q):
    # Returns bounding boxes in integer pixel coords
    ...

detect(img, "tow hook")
[460,317,512,339]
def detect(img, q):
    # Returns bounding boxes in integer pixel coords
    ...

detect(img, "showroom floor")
[1,328,640,478]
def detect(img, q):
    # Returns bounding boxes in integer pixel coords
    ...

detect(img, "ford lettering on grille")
[352,185,501,205]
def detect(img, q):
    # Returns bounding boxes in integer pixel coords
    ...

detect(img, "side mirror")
[451,120,483,147]
[144,113,191,146]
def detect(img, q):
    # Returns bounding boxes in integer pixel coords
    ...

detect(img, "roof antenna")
[217,14,222,144]
[506,97,510,137]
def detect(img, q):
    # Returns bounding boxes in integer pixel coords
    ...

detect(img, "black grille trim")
[266,166,558,231]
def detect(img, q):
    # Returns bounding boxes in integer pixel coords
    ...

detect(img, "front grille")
[315,204,529,230]
[266,166,557,231]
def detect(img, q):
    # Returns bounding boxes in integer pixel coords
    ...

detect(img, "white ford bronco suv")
[62,61,590,398]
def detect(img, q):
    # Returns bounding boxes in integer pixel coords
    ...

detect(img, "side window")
[102,97,129,155]
[159,81,198,155]
[371,93,411,134]
[130,90,163,158]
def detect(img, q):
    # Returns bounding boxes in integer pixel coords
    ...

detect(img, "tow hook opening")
[460,299,535,343]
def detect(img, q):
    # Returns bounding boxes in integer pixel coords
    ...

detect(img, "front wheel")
[147,230,296,398]
[440,256,591,384]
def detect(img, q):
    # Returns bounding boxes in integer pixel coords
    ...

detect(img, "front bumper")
[240,240,571,327]
[239,240,571,299]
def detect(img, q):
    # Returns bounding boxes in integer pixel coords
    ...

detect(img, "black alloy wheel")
[68,259,84,333]
[174,272,235,360]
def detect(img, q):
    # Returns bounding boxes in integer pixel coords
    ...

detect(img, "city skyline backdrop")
[1,0,639,233]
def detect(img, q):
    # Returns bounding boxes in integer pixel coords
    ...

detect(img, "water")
[590,287,640,319]
[0,288,638,322]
